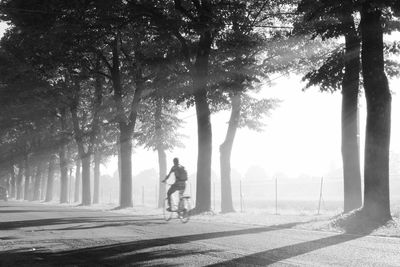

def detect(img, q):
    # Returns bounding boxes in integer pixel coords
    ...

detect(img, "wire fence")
[95,175,400,216]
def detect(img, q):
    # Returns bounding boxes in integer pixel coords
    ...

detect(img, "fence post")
[69,173,72,203]
[155,184,158,208]
[213,182,216,211]
[142,186,145,206]
[317,177,324,215]
[240,180,243,212]
[275,177,278,215]
[134,187,139,206]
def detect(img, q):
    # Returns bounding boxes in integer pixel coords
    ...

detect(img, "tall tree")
[341,12,362,212]
[132,0,296,213]
[210,2,291,212]
[58,108,69,203]
[131,0,223,212]
[45,154,57,202]
[1,0,110,206]
[9,161,16,198]
[296,0,363,212]
[360,0,392,221]
[33,160,45,201]
[69,78,94,206]
[297,0,400,217]
[93,6,180,207]
[137,96,185,208]
[15,161,23,199]
[23,153,32,200]
[74,160,81,203]
[218,94,277,212]
[93,151,101,204]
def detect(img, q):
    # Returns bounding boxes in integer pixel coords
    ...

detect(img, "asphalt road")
[0,201,399,266]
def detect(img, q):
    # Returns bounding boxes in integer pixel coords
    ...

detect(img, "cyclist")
[162,157,188,211]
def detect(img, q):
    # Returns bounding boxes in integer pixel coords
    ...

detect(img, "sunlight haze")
[102,76,400,181]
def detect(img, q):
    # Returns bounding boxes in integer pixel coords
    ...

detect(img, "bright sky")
[0,22,7,36]
[186,77,344,179]
[111,75,400,180]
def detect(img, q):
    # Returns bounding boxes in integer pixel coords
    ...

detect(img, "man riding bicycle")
[162,157,188,211]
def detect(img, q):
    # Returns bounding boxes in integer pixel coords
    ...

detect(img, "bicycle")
[163,185,191,223]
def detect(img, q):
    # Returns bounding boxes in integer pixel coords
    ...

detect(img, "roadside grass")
[35,199,400,238]
[292,205,400,238]
[93,203,400,238]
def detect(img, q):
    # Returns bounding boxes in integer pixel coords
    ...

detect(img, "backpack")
[176,166,188,181]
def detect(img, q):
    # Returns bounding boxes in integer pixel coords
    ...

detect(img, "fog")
[103,75,400,180]
[94,75,400,211]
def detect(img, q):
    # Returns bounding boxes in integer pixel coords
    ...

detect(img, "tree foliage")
[137,98,186,151]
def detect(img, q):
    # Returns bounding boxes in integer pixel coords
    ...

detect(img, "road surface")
[0,201,399,266]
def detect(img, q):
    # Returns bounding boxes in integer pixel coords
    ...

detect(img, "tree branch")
[92,48,113,71]
[173,30,192,68]
[191,0,201,10]
[249,1,270,29]
[95,71,112,79]
[174,0,196,21]
[120,41,133,63]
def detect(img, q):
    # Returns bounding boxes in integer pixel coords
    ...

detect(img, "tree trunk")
[68,167,73,203]
[59,145,69,203]
[157,148,167,208]
[117,136,121,183]
[45,154,57,202]
[154,97,167,208]
[33,162,44,201]
[93,151,101,204]
[70,80,92,206]
[360,4,392,221]
[111,39,132,208]
[107,36,143,208]
[81,155,91,205]
[74,160,81,202]
[24,156,32,201]
[193,32,213,213]
[9,162,16,199]
[91,67,103,205]
[71,129,91,205]
[5,174,10,196]
[16,162,24,200]
[117,139,121,188]
[59,108,69,204]
[41,161,48,200]
[119,124,133,207]
[220,93,241,213]
[4,164,11,196]
[342,17,362,213]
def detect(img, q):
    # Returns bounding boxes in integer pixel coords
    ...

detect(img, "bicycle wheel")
[163,197,173,221]
[178,197,191,223]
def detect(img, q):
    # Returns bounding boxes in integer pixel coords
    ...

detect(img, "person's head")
[173,157,179,166]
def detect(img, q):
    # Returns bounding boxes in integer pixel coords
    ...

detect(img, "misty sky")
[119,75,400,180]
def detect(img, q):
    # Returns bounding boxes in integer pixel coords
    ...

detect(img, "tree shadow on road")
[208,227,378,266]
[0,222,301,266]
[0,215,165,230]
[207,210,392,266]
[0,247,220,267]
[34,218,167,231]
[0,209,71,213]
